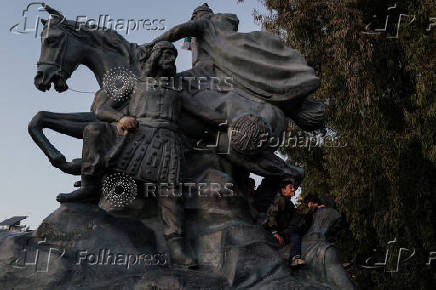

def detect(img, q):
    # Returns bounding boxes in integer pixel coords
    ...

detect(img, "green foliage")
[255,0,436,288]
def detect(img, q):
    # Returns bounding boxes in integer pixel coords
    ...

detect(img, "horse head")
[34,5,76,92]
[34,4,136,92]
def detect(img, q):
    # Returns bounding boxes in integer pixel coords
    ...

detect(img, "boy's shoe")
[290,255,306,267]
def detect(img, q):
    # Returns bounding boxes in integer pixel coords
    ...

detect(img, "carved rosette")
[230,114,271,155]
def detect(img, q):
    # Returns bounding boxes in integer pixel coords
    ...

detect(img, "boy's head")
[279,179,297,197]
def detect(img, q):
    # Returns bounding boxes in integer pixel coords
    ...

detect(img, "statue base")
[0,200,352,289]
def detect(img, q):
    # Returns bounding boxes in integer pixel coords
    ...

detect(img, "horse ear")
[41,19,47,26]
[42,4,64,18]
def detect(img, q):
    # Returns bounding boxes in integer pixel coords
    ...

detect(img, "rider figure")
[57,41,226,268]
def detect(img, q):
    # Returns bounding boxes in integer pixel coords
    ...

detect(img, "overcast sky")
[0,0,271,229]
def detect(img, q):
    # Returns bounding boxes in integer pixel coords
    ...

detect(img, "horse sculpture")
[29,5,144,175]
[30,4,305,182]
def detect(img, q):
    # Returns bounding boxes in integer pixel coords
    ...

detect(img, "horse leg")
[28,111,95,175]
[34,111,96,137]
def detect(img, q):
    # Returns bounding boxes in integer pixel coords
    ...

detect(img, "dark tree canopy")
[254,0,435,288]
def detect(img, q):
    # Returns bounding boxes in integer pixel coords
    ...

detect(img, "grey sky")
[0,0,270,229]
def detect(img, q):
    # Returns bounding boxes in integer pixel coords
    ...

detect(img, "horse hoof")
[56,195,99,204]
[56,193,71,203]
[56,189,99,204]
[56,192,94,203]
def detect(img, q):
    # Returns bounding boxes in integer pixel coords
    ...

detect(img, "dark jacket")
[266,194,317,235]
[266,194,300,233]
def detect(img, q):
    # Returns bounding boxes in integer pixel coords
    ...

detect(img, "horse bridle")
[36,26,74,79]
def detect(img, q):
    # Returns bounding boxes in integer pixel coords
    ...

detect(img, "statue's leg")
[80,122,117,177]
[158,194,184,238]
[56,122,115,203]
[158,194,197,268]
[28,111,95,174]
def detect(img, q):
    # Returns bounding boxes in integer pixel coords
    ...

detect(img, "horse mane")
[55,19,135,60]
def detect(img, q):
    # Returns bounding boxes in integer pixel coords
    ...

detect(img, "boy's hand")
[274,233,284,245]
[318,204,326,208]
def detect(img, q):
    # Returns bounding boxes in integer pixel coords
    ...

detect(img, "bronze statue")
[4,3,356,289]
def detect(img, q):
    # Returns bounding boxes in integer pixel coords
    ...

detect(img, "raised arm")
[151,19,207,44]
